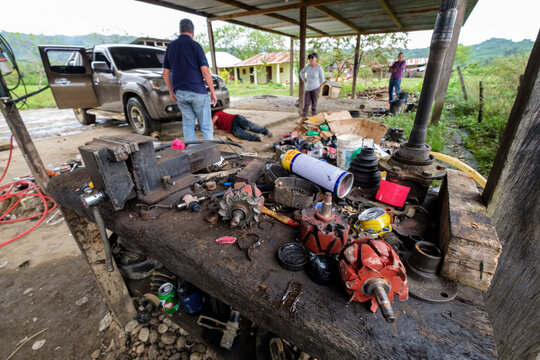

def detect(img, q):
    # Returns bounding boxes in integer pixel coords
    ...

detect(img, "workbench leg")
[61,206,136,326]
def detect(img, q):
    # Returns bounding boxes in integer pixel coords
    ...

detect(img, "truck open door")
[38,46,99,109]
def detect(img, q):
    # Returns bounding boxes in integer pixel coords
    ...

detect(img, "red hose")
[0,136,57,247]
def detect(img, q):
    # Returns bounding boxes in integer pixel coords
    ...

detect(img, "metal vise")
[79,134,220,210]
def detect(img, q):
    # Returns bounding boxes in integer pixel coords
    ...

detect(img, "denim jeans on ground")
[231,115,268,141]
[175,90,213,141]
[388,78,401,102]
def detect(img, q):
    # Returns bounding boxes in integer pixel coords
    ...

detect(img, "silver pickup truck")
[38,44,230,135]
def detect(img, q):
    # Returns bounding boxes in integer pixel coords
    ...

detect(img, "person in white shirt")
[299,52,325,117]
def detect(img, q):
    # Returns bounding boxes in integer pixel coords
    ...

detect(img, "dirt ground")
[0,103,301,360]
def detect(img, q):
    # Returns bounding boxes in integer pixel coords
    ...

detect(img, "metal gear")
[219,182,264,228]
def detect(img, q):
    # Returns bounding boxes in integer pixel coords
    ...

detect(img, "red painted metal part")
[299,207,350,255]
[339,238,408,313]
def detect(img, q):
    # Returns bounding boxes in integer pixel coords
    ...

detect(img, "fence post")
[478,80,484,123]
[457,66,468,100]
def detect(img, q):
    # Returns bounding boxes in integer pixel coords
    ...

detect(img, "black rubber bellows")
[348,147,381,198]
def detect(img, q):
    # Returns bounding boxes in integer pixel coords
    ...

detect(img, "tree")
[307,33,409,80]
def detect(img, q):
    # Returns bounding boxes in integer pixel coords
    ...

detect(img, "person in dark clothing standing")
[299,53,325,118]
[388,52,406,102]
[163,19,217,141]
[212,110,273,142]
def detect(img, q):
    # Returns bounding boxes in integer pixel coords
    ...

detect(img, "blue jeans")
[175,90,213,141]
[231,115,268,141]
[388,78,401,102]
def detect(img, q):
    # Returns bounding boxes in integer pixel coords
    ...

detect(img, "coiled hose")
[431,151,487,188]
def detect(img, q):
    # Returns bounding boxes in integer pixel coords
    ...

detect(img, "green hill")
[401,37,534,64]
[0,32,137,73]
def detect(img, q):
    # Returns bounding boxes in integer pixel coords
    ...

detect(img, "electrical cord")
[0,135,57,247]
[1,34,29,108]
[155,139,246,158]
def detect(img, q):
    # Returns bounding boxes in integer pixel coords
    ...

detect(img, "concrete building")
[229,51,296,85]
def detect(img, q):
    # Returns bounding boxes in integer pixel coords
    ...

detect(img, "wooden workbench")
[48,170,497,360]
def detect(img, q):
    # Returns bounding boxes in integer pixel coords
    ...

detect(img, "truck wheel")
[73,108,96,125]
[126,97,160,135]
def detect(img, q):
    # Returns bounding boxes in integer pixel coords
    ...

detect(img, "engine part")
[282,150,354,198]
[219,183,264,228]
[205,181,217,191]
[405,241,457,303]
[264,164,290,187]
[378,0,458,203]
[299,192,350,255]
[348,147,381,198]
[234,158,266,184]
[205,209,219,224]
[354,207,392,236]
[177,194,200,212]
[380,232,403,251]
[136,293,161,324]
[274,177,320,210]
[237,232,262,261]
[306,254,339,286]
[78,134,220,210]
[385,127,405,143]
[277,243,310,272]
[339,238,408,323]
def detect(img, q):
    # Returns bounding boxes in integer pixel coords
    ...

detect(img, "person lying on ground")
[212,110,273,142]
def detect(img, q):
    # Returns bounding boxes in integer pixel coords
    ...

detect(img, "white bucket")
[336,134,363,169]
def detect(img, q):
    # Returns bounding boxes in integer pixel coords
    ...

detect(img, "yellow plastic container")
[354,207,392,235]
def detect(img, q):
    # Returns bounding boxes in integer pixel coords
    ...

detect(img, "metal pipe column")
[408,0,458,147]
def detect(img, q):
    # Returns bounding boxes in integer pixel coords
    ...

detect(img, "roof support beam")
[313,5,363,33]
[227,20,292,37]
[295,25,433,39]
[211,0,330,35]
[208,0,345,21]
[377,0,404,29]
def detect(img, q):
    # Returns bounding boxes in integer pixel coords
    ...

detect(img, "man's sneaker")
[254,135,263,142]
[265,130,273,137]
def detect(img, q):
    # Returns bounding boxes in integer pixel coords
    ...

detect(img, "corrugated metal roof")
[136,0,478,38]
[205,51,243,67]
[234,51,290,66]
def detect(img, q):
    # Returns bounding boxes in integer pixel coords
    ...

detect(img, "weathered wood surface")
[483,30,540,360]
[439,169,501,291]
[298,5,306,115]
[59,206,136,326]
[48,170,497,360]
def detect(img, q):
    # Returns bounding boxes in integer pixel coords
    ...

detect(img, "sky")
[1,0,538,49]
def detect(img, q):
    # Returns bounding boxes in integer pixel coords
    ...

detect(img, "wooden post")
[298,5,307,115]
[207,20,218,75]
[430,0,468,124]
[289,37,294,96]
[478,80,484,123]
[0,74,49,192]
[351,34,361,99]
[61,207,137,326]
[457,66,468,99]
[234,67,238,82]
[483,30,540,360]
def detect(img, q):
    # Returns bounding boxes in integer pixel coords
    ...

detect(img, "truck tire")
[73,108,96,125]
[126,97,160,135]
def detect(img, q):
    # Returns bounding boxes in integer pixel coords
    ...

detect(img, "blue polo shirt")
[163,35,209,94]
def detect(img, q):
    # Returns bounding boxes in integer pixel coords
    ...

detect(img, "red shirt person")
[212,111,272,142]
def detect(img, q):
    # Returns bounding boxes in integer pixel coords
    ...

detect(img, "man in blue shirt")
[163,19,217,141]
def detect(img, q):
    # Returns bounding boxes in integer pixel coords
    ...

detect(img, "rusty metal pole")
[0,74,49,192]
[378,0,458,203]
[207,20,218,75]
[409,0,458,146]
[298,4,306,115]
[351,34,361,99]
[290,37,294,97]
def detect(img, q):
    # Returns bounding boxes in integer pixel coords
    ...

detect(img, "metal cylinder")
[317,192,333,221]
[372,284,396,323]
[92,206,114,272]
[408,0,458,147]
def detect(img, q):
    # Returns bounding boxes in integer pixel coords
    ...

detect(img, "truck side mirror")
[92,61,113,73]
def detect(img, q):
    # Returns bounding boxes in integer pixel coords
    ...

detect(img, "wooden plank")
[0,75,50,192]
[438,169,501,292]
[47,170,497,360]
[376,0,403,29]
[313,5,363,33]
[59,206,137,326]
[212,0,328,36]
[483,30,540,360]
[431,0,467,123]
[207,0,345,21]
[298,5,306,115]
[351,34,361,99]
[207,20,218,75]
[457,66,468,99]
[289,38,294,96]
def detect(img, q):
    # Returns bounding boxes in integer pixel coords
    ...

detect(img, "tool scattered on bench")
[197,309,241,350]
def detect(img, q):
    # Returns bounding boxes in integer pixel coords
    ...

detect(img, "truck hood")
[121,68,164,79]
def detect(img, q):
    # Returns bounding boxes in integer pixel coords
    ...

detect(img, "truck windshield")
[108,47,165,70]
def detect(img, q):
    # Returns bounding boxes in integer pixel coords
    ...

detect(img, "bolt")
[422,170,432,177]
[231,209,245,227]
